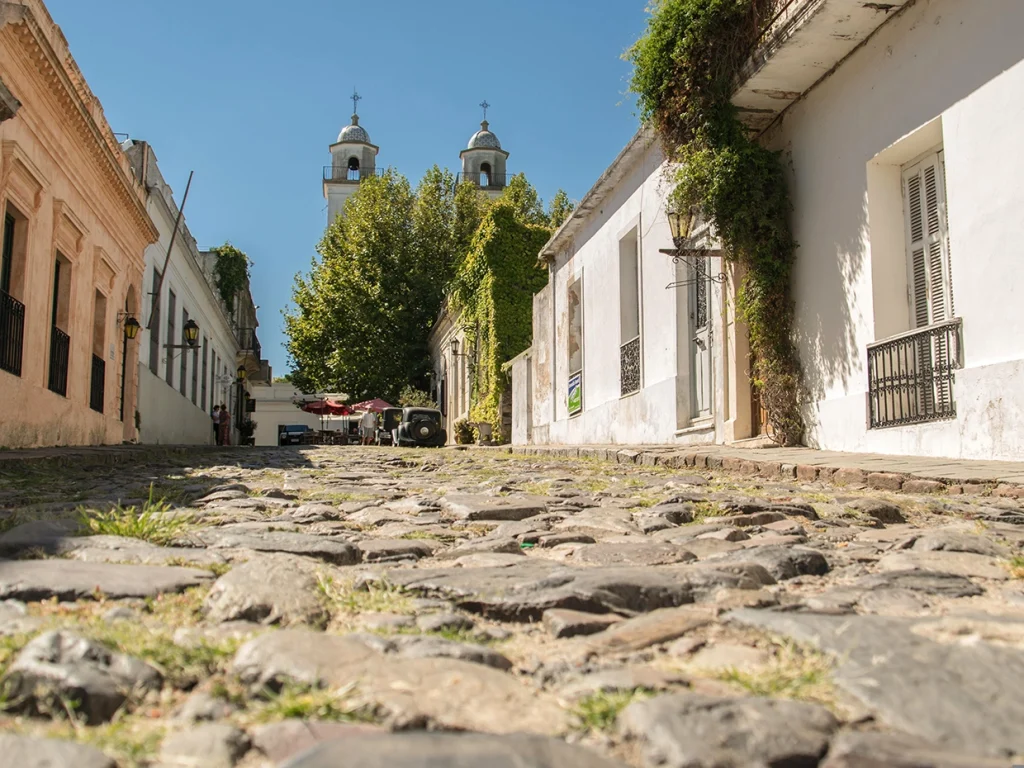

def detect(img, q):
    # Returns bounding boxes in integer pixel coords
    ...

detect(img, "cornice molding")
[1,5,157,246]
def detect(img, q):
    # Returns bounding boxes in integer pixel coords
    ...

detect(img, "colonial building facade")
[0,0,157,448]
[123,141,267,446]
[513,0,1024,462]
[742,0,1024,461]
[510,129,758,447]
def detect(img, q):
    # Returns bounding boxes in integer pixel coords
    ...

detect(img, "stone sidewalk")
[500,443,1024,494]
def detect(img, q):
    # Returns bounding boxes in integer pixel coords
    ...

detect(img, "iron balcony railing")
[89,354,105,413]
[48,326,70,397]
[620,335,641,397]
[323,166,384,183]
[0,290,24,377]
[237,327,261,360]
[457,171,508,189]
[867,318,962,429]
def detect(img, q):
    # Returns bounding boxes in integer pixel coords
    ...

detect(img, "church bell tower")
[323,90,379,225]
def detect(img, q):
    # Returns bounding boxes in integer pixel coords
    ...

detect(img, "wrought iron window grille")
[867,319,962,429]
[620,335,641,396]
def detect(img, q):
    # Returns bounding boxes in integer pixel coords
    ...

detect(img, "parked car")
[376,408,403,446]
[392,407,447,448]
[278,424,311,446]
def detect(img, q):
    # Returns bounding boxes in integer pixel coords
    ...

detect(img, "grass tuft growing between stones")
[690,502,729,524]
[317,574,412,616]
[77,484,192,545]
[713,641,835,708]
[34,715,166,768]
[1008,556,1024,579]
[248,681,378,724]
[573,688,656,732]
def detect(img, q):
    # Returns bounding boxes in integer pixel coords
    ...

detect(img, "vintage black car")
[278,424,311,446]
[391,407,447,448]
[376,408,403,446]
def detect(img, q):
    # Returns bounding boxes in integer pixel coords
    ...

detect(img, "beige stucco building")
[0,0,157,448]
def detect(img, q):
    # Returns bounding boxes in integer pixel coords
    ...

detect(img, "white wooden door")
[690,257,712,419]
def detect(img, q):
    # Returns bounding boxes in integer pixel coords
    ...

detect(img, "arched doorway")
[479,162,492,188]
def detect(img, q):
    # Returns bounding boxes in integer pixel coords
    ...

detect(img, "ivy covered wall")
[449,202,551,438]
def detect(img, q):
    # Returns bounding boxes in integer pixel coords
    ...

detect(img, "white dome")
[338,115,370,144]
[467,120,501,150]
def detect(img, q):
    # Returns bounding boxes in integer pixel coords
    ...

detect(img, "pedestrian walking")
[359,410,377,445]
[219,403,231,446]
[212,405,221,445]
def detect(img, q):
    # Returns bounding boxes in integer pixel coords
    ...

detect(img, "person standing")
[212,405,221,445]
[219,403,231,446]
[359,409,377,445]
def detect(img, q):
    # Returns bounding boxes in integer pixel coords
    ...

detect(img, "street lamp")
[183,319,199,347]
[236,365,247,382]
[165,319,201,350]
[667,207,698,245]
[118,312,140,422]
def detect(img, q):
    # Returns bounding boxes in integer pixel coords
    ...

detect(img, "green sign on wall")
[568,372,582,415]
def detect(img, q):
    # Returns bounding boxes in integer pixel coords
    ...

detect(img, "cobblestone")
[0,445,1021,766]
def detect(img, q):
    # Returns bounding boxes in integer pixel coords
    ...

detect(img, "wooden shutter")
[903,150,954,413]
[903,151,952,327]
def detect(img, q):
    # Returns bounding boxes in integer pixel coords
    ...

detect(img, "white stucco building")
[737,0,1024,461]
[514,0,1024,462]
[247,381,324,446]
[513,129,763,447]
[123,141,267,445]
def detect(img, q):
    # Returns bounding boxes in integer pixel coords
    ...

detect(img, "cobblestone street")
[1,446,1023,766]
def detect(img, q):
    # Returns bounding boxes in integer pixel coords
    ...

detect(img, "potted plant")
[239,419,257,446]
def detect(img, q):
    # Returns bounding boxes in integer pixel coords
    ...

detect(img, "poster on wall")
[568,371,582,415]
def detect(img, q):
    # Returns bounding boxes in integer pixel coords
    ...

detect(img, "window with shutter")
[902,150,954,415]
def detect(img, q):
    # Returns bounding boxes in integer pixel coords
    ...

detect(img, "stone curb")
[472,445,1023,497]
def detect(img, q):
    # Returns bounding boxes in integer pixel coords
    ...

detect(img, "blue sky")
[46,0,649,376]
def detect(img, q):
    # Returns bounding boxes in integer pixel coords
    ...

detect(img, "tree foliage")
[211,244,250,315]
[627,0,804,445]
[285,168,486,401]
[398,385,437,408]
[448,201,551,438]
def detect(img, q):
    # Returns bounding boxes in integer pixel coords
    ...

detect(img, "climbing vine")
[212,244,250,315]
[627,0,804,445]
[448,202,551,439]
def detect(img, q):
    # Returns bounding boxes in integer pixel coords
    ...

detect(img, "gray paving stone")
[619,692,837,767]
[0,734,116,768]
[4,630,161,724]
[203,555,327,626]
[280,732,628,768]
[0,559,212,601]
[727,609,1024,757]
[198,530,360,564]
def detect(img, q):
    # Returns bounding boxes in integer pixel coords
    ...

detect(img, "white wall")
[534,140,725,445]
[249,382,324,446]
[131,146,241,445]
[767,0,1024,460]
[137,366,216,445]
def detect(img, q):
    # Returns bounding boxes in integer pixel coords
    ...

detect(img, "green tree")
[500,173,549,226]
[547,190,575,229]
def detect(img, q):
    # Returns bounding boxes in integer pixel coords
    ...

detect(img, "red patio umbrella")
[300,398,353,416]
[351,398,392,413]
